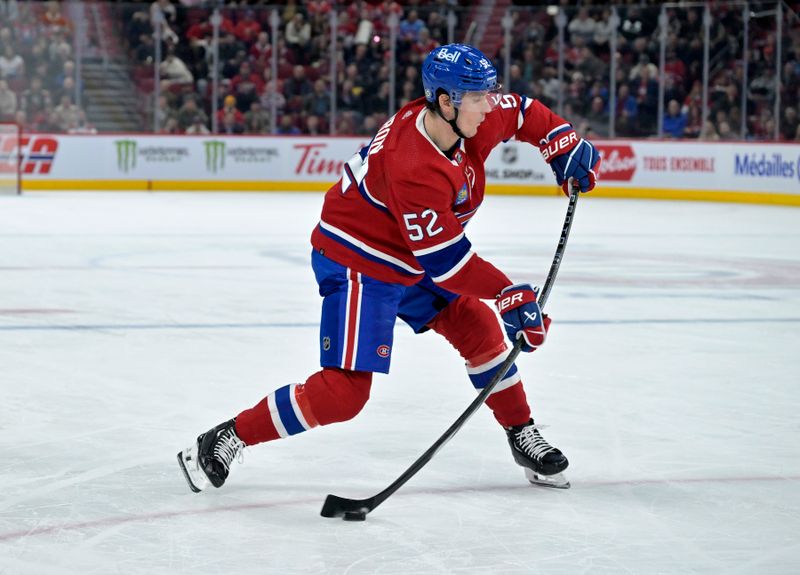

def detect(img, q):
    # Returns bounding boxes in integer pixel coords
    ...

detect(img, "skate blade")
[524,468,570,489]
[177,443,210,493]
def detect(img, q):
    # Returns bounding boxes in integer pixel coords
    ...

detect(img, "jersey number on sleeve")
[403,209,443,241]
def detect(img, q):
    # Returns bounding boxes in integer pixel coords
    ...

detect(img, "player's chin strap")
[436,106,467,139]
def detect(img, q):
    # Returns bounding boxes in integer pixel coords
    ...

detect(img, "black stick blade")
[320,494,374,518]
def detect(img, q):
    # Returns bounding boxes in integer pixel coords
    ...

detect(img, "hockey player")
[178,43,600,493]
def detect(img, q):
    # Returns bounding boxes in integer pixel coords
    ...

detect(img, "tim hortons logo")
[294,143,345,176]
[596,144,637,181]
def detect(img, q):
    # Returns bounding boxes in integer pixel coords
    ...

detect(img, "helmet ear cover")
[426,88,468,140]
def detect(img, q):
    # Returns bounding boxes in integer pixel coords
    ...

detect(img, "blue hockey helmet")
[422,44,498,107]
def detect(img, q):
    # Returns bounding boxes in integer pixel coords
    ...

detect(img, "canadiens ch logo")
[376,344,390,358]
[455,151,463,163]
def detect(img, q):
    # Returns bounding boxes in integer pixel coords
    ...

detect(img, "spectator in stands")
[568,8,597,45]
[219,108,245,134]
[159,116,178,133]
[155,94,176,132]
[717,120,735,141]
[305,113,323,135]
[135,33,155,65]
[592,8,615,48]
[586,95,609,137]
[633,66,659,133]
[20,76,49,118]
[508,64,527,96]
[41,0,71,35]
[234,10,262,45]
[285,13,311,64]
[232,61,264,111]
[628,50,658,83]
[399,9,424,43]
[186,114,210,135]
[276,113,300,135]
[177,95,207,132]
[216,94,244,128]
[782,107,798,142]
[365,80,389,117]
[250,31,271,69]
[305,78,331,118]
[538,66,560,108]
[0,79,16,121]
[150,0,179,45]
[259,79,286,116]
[0,44,24,80]
[699,120,720,140]
[243,100,270,134]
[66,109,96,134]
[52,93,80,131]
[159,48,194,89]
[683,103,702,139]
[284,65,312,99]
[662,99,687,138]
[412,27,438,58]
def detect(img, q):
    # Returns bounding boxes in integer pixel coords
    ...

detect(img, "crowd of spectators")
[0,0,95,133]
[121,0,458,136]
[504,1,800,141]
[2,0,797,141]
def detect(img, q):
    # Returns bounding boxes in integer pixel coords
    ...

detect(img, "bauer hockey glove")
[539,125,602,195]
[496,284,551,352]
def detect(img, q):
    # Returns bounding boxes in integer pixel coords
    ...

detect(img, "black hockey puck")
[343,511,367,521]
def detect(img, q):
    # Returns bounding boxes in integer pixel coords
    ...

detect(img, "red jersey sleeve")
[467,94,572,163]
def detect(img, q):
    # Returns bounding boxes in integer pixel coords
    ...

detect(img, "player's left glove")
[539,125,602,195]
[496,283,551,352]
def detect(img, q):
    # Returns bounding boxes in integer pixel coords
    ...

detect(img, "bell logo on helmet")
[436,48,461,63]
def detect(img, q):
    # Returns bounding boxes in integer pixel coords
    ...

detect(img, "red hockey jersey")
[310,95,570,300]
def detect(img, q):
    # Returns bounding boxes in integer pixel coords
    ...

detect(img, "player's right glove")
[539,125,602,195]
[496,284,551,352]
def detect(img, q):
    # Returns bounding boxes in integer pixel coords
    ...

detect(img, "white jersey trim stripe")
[431,250,474,283]
[319,220,424,274]
[267,393,289,438]
[361,177,386,208]
[411,232,465,257]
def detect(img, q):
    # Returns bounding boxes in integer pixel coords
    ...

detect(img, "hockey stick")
[321,190,581,520]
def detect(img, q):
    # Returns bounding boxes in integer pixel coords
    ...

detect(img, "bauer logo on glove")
[539,124,602,195]
[496,284,551,352]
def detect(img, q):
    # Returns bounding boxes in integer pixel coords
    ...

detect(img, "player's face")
[456,89,501,137]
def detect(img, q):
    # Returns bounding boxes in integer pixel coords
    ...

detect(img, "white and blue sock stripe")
[466,353,521,396]
[267,384,313,438]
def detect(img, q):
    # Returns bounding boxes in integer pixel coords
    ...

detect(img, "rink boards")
[7,132,800,205]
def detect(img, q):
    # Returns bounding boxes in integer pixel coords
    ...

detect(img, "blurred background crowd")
[0,0,798,140]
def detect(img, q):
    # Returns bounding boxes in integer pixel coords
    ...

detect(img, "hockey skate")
[506,419,570,489]
[177,419,245,493]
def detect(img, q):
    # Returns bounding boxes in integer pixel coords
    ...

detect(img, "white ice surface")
[0,192,798,574]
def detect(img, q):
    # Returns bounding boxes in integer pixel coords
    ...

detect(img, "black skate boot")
[505,419,570,489]
[177,419,245,493]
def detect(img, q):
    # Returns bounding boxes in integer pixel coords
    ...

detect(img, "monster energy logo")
[115,140,137,172]
[204,140,226,173]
